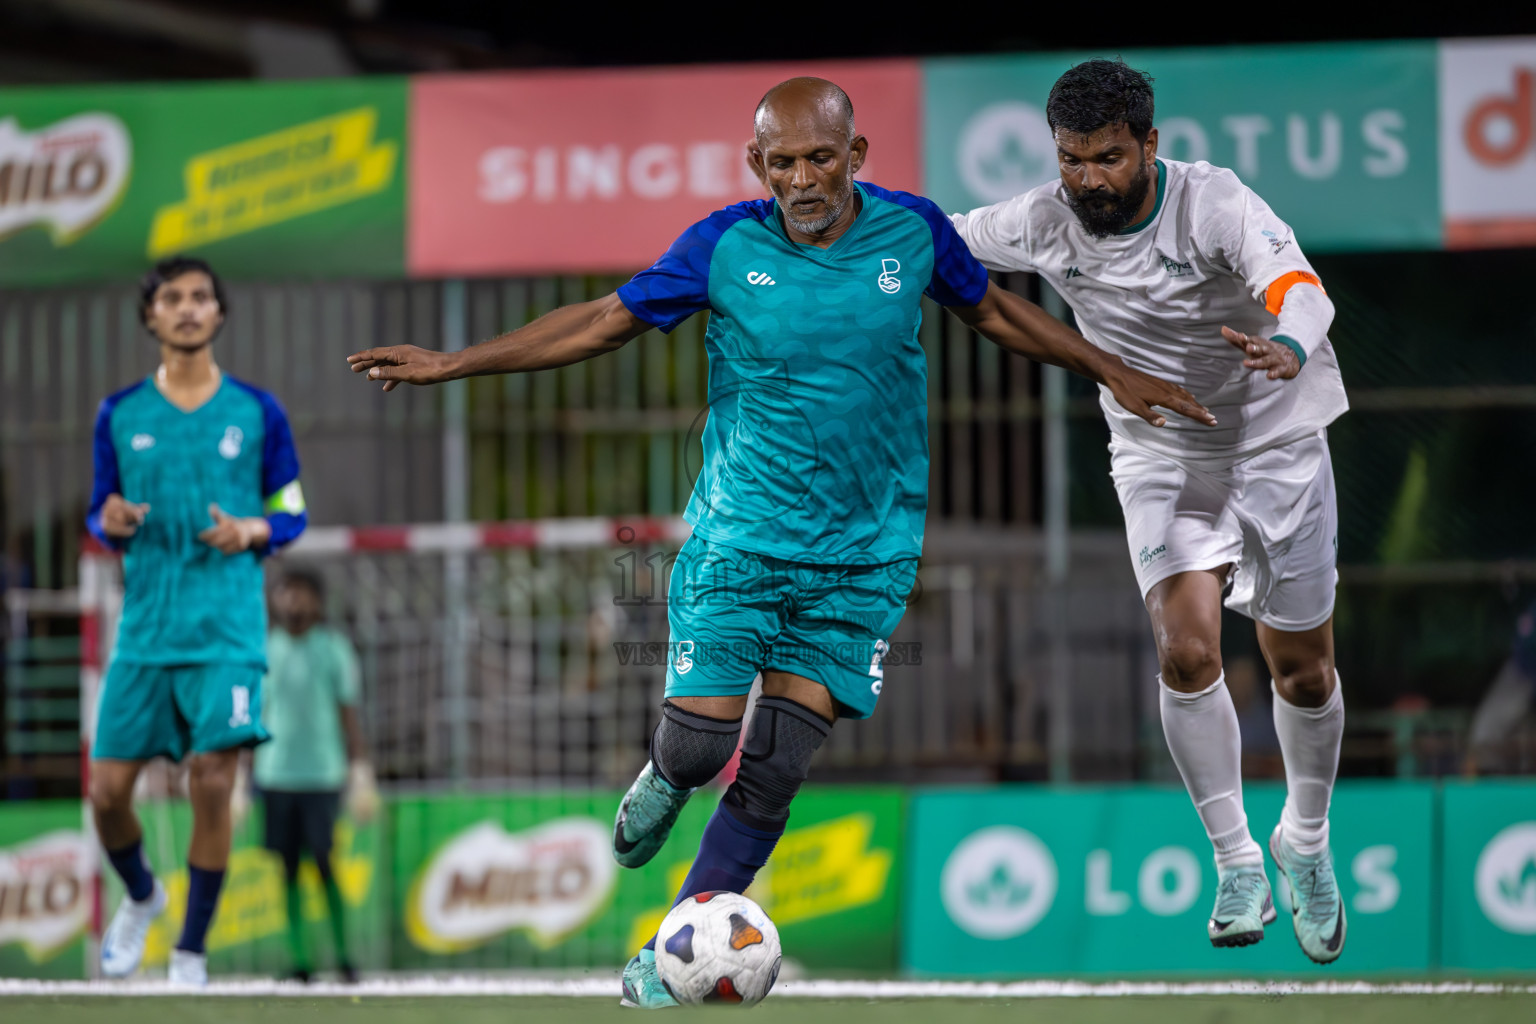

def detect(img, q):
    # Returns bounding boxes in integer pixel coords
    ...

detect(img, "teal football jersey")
[618,183,989,564]
[87,377,306,666]
[254,625,360,791]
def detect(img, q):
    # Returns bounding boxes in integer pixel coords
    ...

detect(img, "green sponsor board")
[904,783,1433,975]
[0,78,405,286]
[0,801,90,978]
[391,787,903,971]
[1441,780,1536,970]
[101,799,387,976]
[924,42,1440,251]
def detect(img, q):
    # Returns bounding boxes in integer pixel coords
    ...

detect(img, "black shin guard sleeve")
[723,695,833,831]
[649,700,743,790]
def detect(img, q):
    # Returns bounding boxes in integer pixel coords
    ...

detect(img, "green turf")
[6,996,1536,1024]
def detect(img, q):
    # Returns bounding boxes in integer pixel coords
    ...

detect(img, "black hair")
[279,567,325,601]
[1046,59,1155,144]
[138,255,227,326]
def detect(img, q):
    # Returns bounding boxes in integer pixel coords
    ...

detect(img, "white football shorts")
[1109,429,1338,632]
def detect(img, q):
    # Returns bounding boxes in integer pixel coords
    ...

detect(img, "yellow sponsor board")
[627,813,891,950]
[147,107,396,257]
[142,821,372,966]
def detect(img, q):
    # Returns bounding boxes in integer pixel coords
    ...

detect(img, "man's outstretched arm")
[348,293,652,391]
[951,281,1217,429]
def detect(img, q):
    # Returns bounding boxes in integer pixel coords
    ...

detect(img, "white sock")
[1159,673,1264,869]
[1272,671,1344,856]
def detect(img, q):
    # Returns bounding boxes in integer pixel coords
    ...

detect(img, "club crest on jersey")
[1159,255,1194,278]
[877,258,901,294]
[218,425,243,460]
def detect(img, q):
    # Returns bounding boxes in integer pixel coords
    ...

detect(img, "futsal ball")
[653,891,783,1005]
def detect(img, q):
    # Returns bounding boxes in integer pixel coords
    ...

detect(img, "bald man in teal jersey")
[349,77,1213,1006]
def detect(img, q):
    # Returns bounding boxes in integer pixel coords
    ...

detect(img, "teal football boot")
[613,760,693,869]
[620,948,680,1009]
[1270,825,1347,964]
[1207,864,1276,947]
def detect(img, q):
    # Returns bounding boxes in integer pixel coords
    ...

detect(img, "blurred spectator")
[1467,601,1536,774]
[1226,655,1284,778]
[255,568,378,983]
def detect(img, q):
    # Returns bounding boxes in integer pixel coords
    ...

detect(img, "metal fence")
[6,250,1536,791]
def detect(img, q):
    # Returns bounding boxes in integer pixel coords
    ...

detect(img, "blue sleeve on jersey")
[616,200,771,333]
[860,183,991,307]
[85,384,141,552]
[231,380,307,555]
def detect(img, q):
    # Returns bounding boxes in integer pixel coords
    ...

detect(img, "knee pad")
[723,696,833,831]
[650,700,743,790]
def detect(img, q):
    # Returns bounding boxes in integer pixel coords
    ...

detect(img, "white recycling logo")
[1475,822,1536,934]
[941,825,1057,939]
[957,102,1058,205]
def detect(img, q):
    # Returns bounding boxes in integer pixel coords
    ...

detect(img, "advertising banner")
[0,802,93,979]
[1440,780,1536,970]
[903,782,1434,975]
[0,79,406,286]
[391,787,903,971]
[407,61,921,277]
[100,799,387,976]
[1438,38,1536,249]
[924,43,1441,252]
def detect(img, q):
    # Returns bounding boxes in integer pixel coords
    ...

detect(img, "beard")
[1064,161,1152,239]
[777,179,854,235]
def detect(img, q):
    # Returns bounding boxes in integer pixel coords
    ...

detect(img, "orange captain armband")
[1263,271,1325,316]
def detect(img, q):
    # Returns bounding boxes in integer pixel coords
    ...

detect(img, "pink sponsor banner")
[407,61,921,277]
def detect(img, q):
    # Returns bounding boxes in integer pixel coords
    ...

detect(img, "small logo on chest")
[746,271,776,286]
[1160,255,1194,277]
[1064,266,1084,279]
[130,433,156,451]
[218,425,243,460]
[877,258,902,294]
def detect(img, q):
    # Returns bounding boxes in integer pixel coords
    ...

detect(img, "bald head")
[749,76,867,240]
[754,77,856,143]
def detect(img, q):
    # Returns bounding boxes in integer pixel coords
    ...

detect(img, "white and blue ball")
[653,891,782,1005]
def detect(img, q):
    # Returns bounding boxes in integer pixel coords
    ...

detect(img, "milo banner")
[391,787,903,971]
[0,79,405,286]
[904,782,1435,975]
[924,42,1441,252]
[100,799,387,976]
[0,802,93,979]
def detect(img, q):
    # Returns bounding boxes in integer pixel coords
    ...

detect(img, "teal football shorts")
[92,661,270,762]
[663,533,918,719]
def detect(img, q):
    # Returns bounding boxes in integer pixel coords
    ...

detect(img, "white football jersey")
[952,158,1348,461]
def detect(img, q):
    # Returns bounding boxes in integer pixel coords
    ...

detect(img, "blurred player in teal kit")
[86,256,308,986]
[347,78,1212,1007]
[257,567,378,984]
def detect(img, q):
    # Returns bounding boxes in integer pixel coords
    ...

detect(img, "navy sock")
[105,839,155,903]
[642,803,782,951]
[176,865,226,955]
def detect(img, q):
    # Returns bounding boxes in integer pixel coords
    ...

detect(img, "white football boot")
[100,881,167,978]
[167,948,208,987]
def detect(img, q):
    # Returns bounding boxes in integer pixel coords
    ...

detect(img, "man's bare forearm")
[339,704,367,763]
[971,287,1115,383]
[450,294,647,379]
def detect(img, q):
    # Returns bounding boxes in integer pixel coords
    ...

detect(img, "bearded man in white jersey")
[952,59,1349,963]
